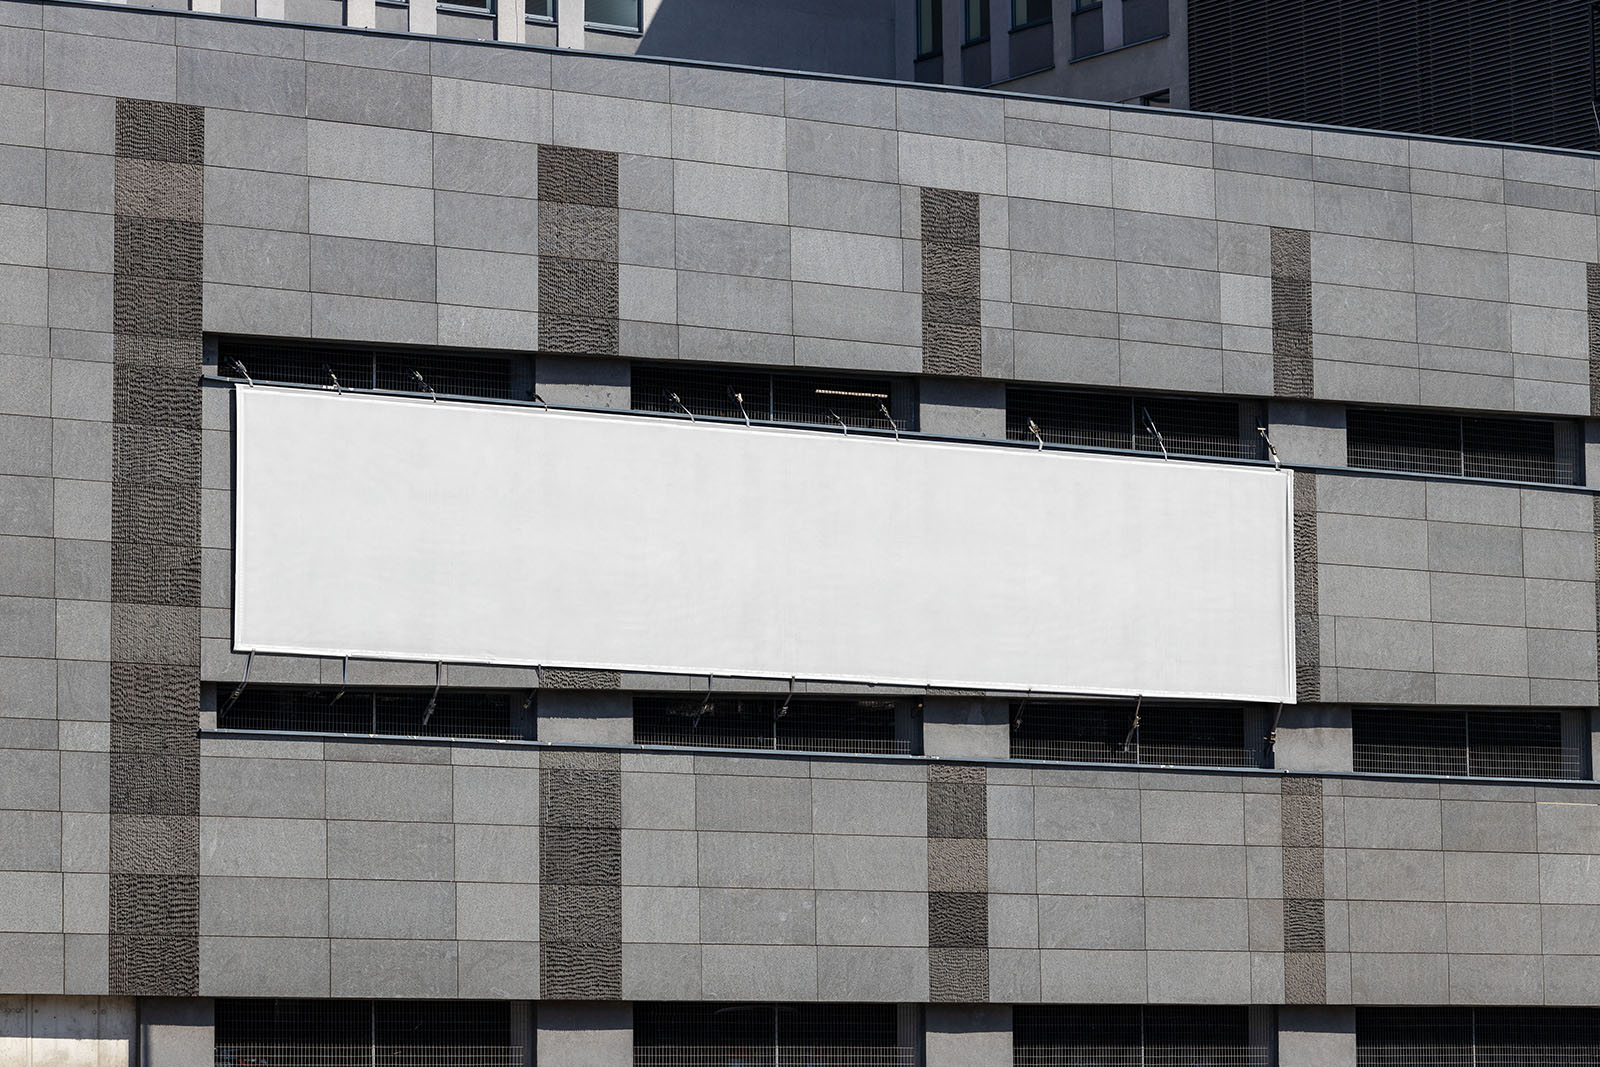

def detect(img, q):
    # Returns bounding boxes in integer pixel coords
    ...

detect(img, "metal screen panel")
[1011,701,1268,769]
[214,999,528,1067]
[1015,1006,1269,1067]
[1355,1008,1600,1066]
[1346,407,1581,486]
[1351,707,1581,780]
[1007,387,1264,461]
[633,695,908,755]
[632,363,917,432]
[220,687,528,741]
[634,1003,913,1067]
[219,338,519,401]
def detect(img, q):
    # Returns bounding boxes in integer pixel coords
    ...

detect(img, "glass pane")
[965,0,988,40]
[526,0,553,17]
[586,0,638,28]
[1013,0,1050,26]
[918,0,942,55]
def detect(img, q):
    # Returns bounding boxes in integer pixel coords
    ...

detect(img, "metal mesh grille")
[634,1003,912,1067]
[1347,407,1582,485]
[633,695,909,755]
[218,339,520,401]
[1011,701,1268,769]
[1357,1008,1600,1066]
[1014,1006,1269,1067]
[214,999,527,1067]
[1351,707,1581,779]
[632,364,917,432]
[1007,387,1265,460]
[220,688,529,742]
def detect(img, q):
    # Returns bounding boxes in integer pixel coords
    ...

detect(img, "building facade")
[6,0,1600,1064]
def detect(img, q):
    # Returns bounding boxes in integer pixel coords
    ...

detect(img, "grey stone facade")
[5,2,1600,1063]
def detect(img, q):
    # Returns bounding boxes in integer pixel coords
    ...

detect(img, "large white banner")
[234,387,1296,702]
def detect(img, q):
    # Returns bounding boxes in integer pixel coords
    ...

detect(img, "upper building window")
[1351,707,1585,780]
[1013,0,1052,28]
[1017,1006,1268,1066]
[1346,406,1582,485]
[917,0,943,57]
[219,687,532,742]
[1006,386,1265,461]
[438,0,491,12]
[964,0,989,42]
[634,694,911,756]
[216,338,525,402]
[632,362,917,433]
[1011,700,1271,769]
[526,0,553,20]
[585,0,640,31]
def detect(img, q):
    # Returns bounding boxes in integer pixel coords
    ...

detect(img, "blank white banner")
[234,387,1296,703]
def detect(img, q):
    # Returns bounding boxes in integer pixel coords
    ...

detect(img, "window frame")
[963,0,990,43]
[524,0,555,23]
[1011,0,1053,30]
[916,0,944,59]
[435,0,495,15]
[583,0,642,33]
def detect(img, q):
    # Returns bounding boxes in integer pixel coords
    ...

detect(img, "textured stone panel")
[539,940,623,999]
[538,144,620,208]
[1589,263,1600,417]
[1283,897,1325,952]
[111,482,201,548]
[538,314,621,356]
[113,217,203,281]
[113,335,206,372]
[1283,950,1326,1005]
[114,99,204,165]
[1282,847,1323,899]
[110,604,200,666]
[542,749,621,773]
[928,891,987,948]
[112,277,203,338]
[110,709,197,754]
[1272,226,1313,398]
[921,188,980,246]
[113,159,205,223]
[921,240,981,296]
[538,256,620,316]
[929,946,988,1002]
[110,543,201,607]
[929,764,987,785]
[1293,473,1319,702]
[927,781,986,839]
[110,750,200,814]
[539,667,622,689]
[112,426,202,489]
[929,838,988,893]
[538,201,620,261]
[923,321,983,376]
[109,934,199,997]
[923,292,982,327]
[108,874,198,936]
[542,770,623,829]
[1281,794,1324,849]
[109,662,200,717]
[109,814,199,875]
[541,884,622,942]
[112,361,203,429]
[540,825,622,884]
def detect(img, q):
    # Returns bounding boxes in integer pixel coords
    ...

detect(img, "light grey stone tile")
[454,823,537,884]
[700,944,815,1000]
[1037,894,1144,950]
[699,887,815,946]
[1345,848,1444,901]
[1039,949,1146,1002]
[621,942,701,1000]
[199,816,328,879]
[330,938,457,998]
[200,757,325,819]
[1146,950,1252,1003]
[621,885,698,944]
[324,761,453,822]
[431,77,550,145]
[1035,841,1143,896]
[1139,791,1245,846]
[1350,952,1448,1003]
[308,178,432,244]
[457,939,540,999]
[200,936,330,997]
[326,820,454,881]
[699,830,814,890]
[816,945,928,1001]
[456,881,538,942]
[328,879,454,939]
[813,834,923,892]
[200,876,329,938]
[178,47,305,116]
[310,235,435,301]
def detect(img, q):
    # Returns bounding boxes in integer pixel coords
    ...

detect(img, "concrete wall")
[3,0,1600,1019]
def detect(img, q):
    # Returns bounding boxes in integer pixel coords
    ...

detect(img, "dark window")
[1012,0,1051,27]
[217,338,524,402]
[1016,1006,1269,1067]
[1139,88,1172,106]
[1351,707,1582,780]
[1358,1008,1600,1066]
[634,695,910,756]
[1346,406,1582,485]
[1007,386,1265,460]
[525,0,553,18]
[1121,0,1169,41]
[216,999,528,1067]
[1011,700,1270,768]
[1072,0,1098,10]
[585,0,640,30]
[918,0,944,57]
[965,0,990,41]
[635,1003,907,1066]
[632,363,917,432]
[439,0,491,12]
[220,687,531,742]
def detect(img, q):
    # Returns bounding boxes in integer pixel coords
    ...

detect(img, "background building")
[6,0,1600,1065]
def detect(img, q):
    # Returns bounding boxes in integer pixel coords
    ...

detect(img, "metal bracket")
[1027,418,1045,451]
[330,655,349,705]
[878,403,900,441]
[324,365,343,394]
[1120,693,1143,754]
[411,369,437,402]
[1140,408,1168,460]
[420,660,443,727]
[220,650,254,715]
[668,392,695,421]
[231,359,254,386]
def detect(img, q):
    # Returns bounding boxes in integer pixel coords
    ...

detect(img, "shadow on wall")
[636,0,899,78]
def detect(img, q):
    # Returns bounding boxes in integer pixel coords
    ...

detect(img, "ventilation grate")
[1015,1006,1269,1067]
[634,695,909,756]
[218,339,522,401]
[1011,701,1269,769]
[632,363,918,432]
[1346,406,1581,485]
[215,999,529,1067]
[1007,387,1265,461]
[1357,1007,1600,1066]
[220,687,529,742]
[634,1003,913,1067]
[1352,707,1582,780]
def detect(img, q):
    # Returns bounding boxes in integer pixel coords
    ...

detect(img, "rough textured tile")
[1272,226,1313,397]
[1284,950,1326,1005]
[113,99,203,165]
[539,667,621,689]
[929,946,988,1002]
[1589,262,1600,416]
[1284,897,1326,952]
[929,891,987,948]
[1294,473,1320,701]
[927,781,986,839]
[537,144,619,208]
